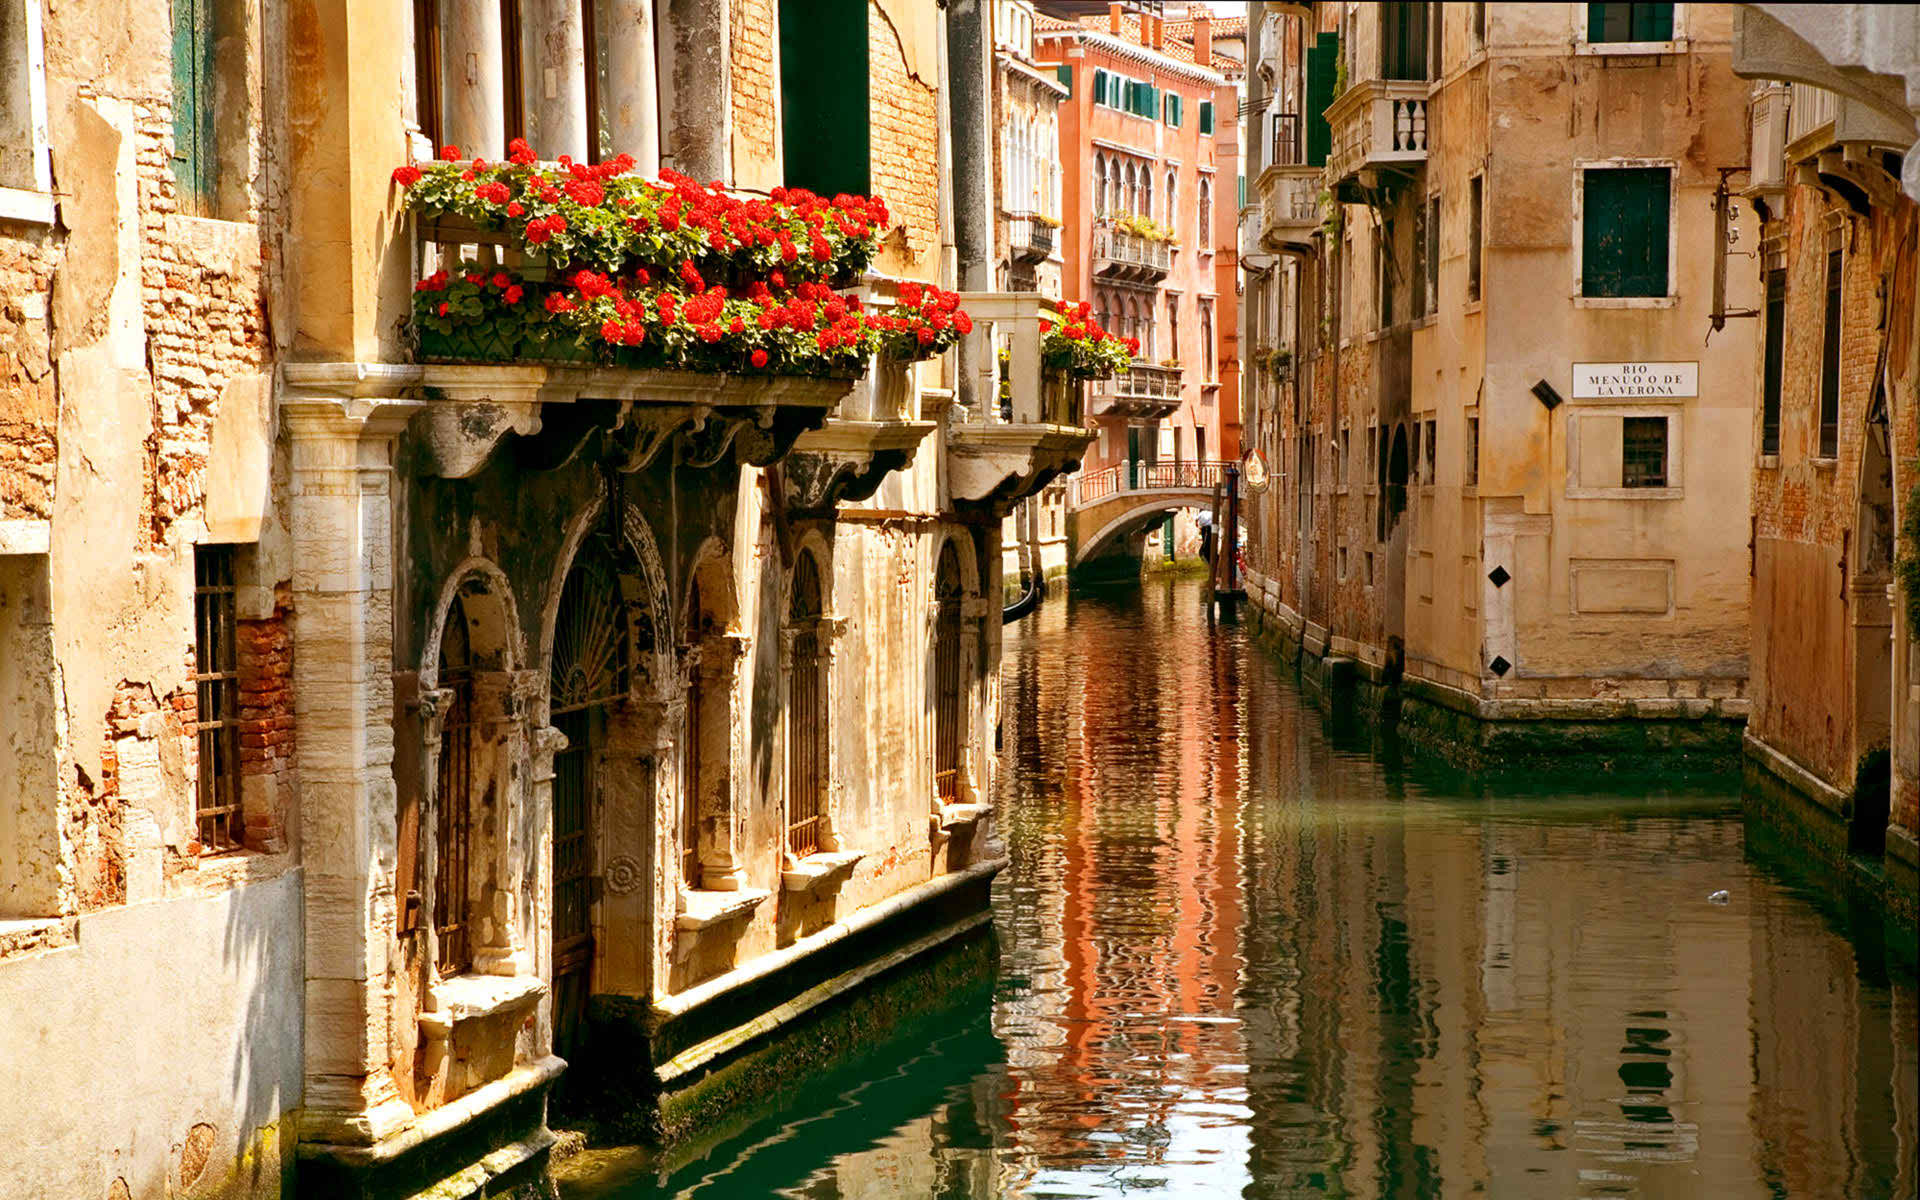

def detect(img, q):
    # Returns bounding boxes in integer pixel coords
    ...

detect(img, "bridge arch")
[1074,492,1216,563]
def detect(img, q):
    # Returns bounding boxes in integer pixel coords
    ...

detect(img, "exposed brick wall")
[869,2,939,266]
[136,115,269,546]
[236,592,295,851]
[0,229,59,523]
[730,0,779,167]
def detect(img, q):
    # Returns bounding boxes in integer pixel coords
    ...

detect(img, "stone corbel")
[530,724,569,785]
[614,402,709,472]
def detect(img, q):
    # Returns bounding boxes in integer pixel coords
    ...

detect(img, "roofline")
[1036,28,1230,87]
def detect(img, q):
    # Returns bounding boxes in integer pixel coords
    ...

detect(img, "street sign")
[1571,362,1699,398]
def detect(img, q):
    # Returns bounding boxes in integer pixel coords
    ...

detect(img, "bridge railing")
[1069,459,1232,507]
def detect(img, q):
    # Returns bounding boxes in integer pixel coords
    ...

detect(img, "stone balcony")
[951,292,1095,509]
[1258,163,1322,254]
[1091,219,1172,284]
[1089,362,1182,422]
[1324,78,1429,195]
[1006,212,1057,264]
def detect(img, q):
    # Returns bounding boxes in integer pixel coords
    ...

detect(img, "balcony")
[1007,212,1057,264]
[1091,218,1173,284]
[1258,164,1322,254]
[1781,82,1912,210]
[1090,362,1183,421]
[1324,79,1429,193]
[1744,83,1792,206]
[395,213,853,478]
[951,292,1096,509]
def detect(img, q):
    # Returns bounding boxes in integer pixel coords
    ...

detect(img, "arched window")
[1166,170,1178,235]
[1094,153,1108,215]
[1199,178,1213,247]
[786,552,826,856]
[1123,161,1138,214]
[932,541,965,803]
[432,597,475,977]
[1142,170,1154,221]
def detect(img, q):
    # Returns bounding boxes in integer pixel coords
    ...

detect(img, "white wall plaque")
[1572,362,1698,398]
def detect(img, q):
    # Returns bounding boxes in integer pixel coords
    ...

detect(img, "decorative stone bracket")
[786,417,938,509]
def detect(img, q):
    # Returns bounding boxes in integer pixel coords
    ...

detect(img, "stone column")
[285,390,424,1148]
[602,0,661,173]
[947,0,992,410]
[657,0,729,181]
[691,632,751,889]
[528,0,590,161]
[441,0,508,158]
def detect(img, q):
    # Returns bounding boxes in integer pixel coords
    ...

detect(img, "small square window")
[1622,416,1668,487]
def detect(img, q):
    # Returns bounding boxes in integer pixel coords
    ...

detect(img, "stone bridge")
[1066,460,1232,565]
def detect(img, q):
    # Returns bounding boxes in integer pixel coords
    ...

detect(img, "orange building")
[1036,4,1242,514]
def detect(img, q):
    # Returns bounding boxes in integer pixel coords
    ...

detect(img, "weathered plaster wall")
[871,0,943,274]
[0,870,304,1199]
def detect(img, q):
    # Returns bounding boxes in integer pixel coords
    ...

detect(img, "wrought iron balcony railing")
[1006,212,1056,263]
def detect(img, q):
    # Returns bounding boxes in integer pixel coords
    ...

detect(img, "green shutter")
[1582,167,1669,297]
[1056,64,1072,93]
[1238,174,1246,209]
[1588,3,1673,43]
[1147,84,1160,119]
[1305,32,1338,166]
[171,0,214,212]
[1199,100,1215,135]
[780,0,869,196]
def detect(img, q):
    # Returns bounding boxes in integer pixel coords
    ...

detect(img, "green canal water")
[560,579,1918,1198]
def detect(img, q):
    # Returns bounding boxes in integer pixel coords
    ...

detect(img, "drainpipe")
[948,0,991,413]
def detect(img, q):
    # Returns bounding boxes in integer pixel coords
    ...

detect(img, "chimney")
[1150,15,1164,49]
[1193,14,1212,66]
[1109,3,1123,35]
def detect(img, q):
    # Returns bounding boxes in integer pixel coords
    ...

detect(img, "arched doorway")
[1849,386,1896,855]
[932,540,965,804]
[433,600,476,978]
[548,535,633,1057]
[787,551,826,858]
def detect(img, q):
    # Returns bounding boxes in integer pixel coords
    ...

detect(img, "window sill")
[676,886,772,930]
[1566,486,1684,501]
[0,518,51,556]
[936,802,992,833]
[1811,456,1838,471]
[1576,39,1687,57]
[1463,298,1484,315]
[420,971,545,1037]
[1757,453,1781,470]
[1574,295,1677,309]
[0,186,55,226]
[781,850,865,894]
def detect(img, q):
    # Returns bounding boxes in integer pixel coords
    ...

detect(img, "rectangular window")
[413,0,443,147]
[500,0,524,145]
[1093,68,1109,106]
[1377,219,1395,328]
[1622,415,1668,487]
[1582,166,1670,298]
[1165,93,1182,127]
[193,545,242,853]
[170,0,216,213]
[1468,175,1483,302]
[1587,3,1674,43]
[1424,194,1440,317]
[1199,100,1215,135]
[1199,299,1215,380]
[1472,2,1486,47]
[1410,420,1423,484]
[1819,229,1841,458]
[1465,416,1480,485]
[1056,64,1072,92]
[1339,428,1351,486]
[1424,418,1437,482]
[1760,265,1785,456]
[1381,1,1429,81]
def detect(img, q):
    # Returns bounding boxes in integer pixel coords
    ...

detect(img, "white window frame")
[1572,2,1688,57]
[0,0,55,225]
[1570,157,1680,309]
[1564,404,1685,500]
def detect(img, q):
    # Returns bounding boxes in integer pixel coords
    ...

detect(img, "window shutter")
[1306,32,1338,166]
[1092,68,1108,106]
[780,0,871,196]
[1637,3,1674,41]
[1582,167,1668,297]
[171,0,214,212]
[1199,100,1215,135]
[1057,64,1073,93]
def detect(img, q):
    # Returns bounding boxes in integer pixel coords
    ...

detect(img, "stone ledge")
[781,851,865,894]
[421,971,546,1036]
[676,886,772,930]
[299,1056,565,1168]
[935,802,992,833]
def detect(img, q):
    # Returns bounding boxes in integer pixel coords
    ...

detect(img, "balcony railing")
[1090,361,1182,420]
[1745,83,1791,202]
[958,292,1082,428]
[1092,218,1173,282]
[1069,459,1230,507]
[1259,163,1322,252]
[1324,79,1429,187]
[1007,212,1056,263]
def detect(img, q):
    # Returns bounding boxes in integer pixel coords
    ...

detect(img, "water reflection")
[561,579,1918,1199]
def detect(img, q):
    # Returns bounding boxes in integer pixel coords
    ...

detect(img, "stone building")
[1241,1,1758,767]
[1034,2,1242,570]
[1731,5,1919,919]
[0,0,1088,1196]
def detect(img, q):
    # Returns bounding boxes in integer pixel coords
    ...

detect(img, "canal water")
[562,578,1919,1199]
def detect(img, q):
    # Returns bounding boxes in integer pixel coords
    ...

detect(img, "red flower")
[491,272,510,288]
[954,311,973,335]
[437,302,450,316]
[544,293,575,314]
[506,202,525,217]
[475,181,510,204]
[508,137,537,165]
[440,145,461,161]
[600,319,624,343]
[564,179,605,207]
[780,240,798,263]
[916,326,935,346]
[750,348,770,368]
[503,285,524,304]
[810,237,831,261]
[1125,336,1140,355]
[392,164,423,187]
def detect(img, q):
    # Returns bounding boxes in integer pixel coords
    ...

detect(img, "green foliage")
[1898,479,1920,633]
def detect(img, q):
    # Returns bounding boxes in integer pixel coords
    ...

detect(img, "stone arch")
[538,498,676,715]
[1077,498,1216,563]
[1848,385,1897,854]
[422,558,523,688]
[680,535,747,891]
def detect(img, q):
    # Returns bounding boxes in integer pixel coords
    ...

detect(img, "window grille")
[193,546,242,853]
[1622,416,1668,488]
[787,554,826,856]
[1818,228,1842,459]
[1761,266,1785,456]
